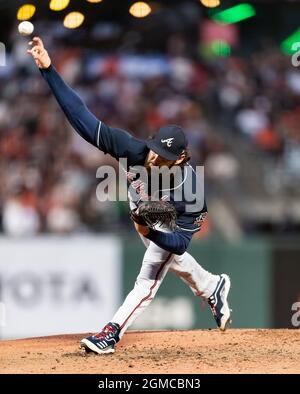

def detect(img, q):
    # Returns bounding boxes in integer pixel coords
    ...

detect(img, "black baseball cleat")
[207,274,232,331]
[80,322,121,354]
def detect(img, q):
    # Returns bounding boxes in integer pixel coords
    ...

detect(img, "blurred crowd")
[208,47,300,193]
[1,31,300,236]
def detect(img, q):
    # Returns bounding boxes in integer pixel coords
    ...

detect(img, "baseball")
[18,21,34,36]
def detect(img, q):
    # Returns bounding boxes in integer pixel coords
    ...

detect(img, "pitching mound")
[0,329,299,374]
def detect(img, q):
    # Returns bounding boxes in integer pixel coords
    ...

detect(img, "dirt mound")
[0,329,299,374]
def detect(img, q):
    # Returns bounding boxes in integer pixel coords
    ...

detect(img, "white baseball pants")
[111,232,220,338]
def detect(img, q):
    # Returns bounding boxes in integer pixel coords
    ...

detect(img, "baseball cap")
[146,125,188,161]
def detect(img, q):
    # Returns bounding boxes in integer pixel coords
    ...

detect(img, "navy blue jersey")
[40,65,207,254]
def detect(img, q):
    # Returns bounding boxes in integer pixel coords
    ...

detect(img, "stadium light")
[211,3,255,24]
[129,2,152,18]
[50,0,70,12]
[63,12,85,29]
[281,28,300,55]
[86,0,103,3]
[211,40,231,56]
[200,0,220,8]
[17,4,36,21]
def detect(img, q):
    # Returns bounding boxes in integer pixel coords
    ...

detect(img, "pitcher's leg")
[169,252,231,331]
[112,242,174,338]
[80,242,173,354]
[169,252,220,298]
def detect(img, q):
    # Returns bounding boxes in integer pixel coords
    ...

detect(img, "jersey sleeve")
[40,65,147,165]
[145,228,193,255]
[176,211,208,234]
[96,122,148,165]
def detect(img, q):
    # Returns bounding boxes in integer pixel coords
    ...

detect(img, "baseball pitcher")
[28,37,231,355]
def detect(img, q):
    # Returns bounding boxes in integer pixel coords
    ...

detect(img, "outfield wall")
[0,236,122,339]
[0,235,299,339]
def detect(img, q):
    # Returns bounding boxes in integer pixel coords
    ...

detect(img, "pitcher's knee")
[134,277,158,298]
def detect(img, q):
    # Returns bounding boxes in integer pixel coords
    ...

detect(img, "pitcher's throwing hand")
[27,37,51,69]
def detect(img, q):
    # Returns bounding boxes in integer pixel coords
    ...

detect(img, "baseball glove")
[130,200,178,231]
